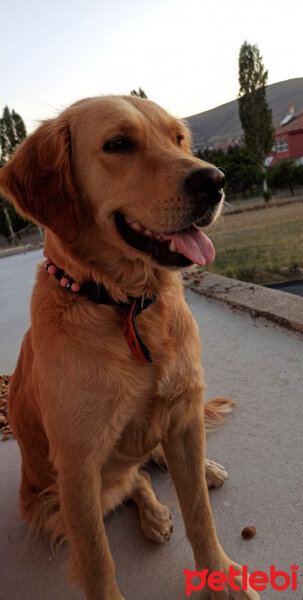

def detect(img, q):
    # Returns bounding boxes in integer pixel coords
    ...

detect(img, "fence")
[0,222,44,250]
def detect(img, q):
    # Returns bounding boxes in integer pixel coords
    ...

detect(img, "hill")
[185,78,303,148]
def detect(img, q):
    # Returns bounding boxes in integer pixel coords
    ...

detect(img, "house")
[211,139,242,152]
[266,106,303,167]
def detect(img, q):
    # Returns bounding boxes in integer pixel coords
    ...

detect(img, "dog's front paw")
[201,585,260,600]
[205,459,228,488]
[193,556,261,600]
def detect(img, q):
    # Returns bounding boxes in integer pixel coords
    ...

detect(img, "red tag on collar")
[124,299,152,363]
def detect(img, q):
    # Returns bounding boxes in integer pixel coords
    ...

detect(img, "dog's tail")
[204,397,235,433]
[151,397,235,467]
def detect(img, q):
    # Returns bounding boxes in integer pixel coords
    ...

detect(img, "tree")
[130,87,148,99]
[267,160,297,196]
[238,41,274,193]
[196,145,263,199]
[0,106,27,166]
[295,164,303,186]
[0,106,27,242]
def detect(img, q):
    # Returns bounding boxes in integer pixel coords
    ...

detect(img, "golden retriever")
[0,96,259,600]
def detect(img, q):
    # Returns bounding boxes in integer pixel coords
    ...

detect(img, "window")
[274,137,288,153]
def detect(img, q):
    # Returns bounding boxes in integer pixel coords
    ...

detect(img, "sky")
[1,0,302,133]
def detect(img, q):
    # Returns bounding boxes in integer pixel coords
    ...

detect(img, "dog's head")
[0,96,224,271]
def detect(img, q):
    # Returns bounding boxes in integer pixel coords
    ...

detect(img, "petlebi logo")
[184,564,299,596]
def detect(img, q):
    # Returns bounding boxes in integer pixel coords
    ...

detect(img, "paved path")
[1,251,303,599]
[0,249,40,373]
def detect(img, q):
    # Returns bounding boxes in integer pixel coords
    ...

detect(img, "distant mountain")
[185,78,303,148]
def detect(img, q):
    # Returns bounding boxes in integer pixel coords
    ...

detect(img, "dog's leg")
[151,445,228,488]
[162,391,260,600]
[56,453,124,600]
[131,470,174,543]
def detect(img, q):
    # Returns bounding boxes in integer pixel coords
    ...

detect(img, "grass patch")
[204,201,303,284]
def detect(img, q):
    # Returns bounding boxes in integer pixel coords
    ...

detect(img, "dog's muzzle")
[184,167,225,207]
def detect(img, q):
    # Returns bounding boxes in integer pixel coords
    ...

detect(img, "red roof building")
[267,106,303,167]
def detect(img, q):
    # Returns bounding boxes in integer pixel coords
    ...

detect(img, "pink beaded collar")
[43,256,156,364]
[44,258,81,293]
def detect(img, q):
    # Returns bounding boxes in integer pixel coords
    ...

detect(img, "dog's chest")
[115,396,168,460]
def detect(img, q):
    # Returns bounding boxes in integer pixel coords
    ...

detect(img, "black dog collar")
[43,258,156,363]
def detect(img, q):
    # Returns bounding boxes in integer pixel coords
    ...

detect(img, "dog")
[0,95,259,600]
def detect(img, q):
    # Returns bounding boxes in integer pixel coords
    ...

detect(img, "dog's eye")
[176,135,184,146]
[103,136,135,153]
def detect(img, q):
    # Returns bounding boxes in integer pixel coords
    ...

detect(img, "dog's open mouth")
[115,212,215,268]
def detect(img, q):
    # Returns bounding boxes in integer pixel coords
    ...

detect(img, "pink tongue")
[162,229,215,266]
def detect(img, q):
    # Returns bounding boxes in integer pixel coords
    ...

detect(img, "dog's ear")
[0,118,80,243]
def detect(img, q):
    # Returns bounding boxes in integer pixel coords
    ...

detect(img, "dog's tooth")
[169,240,177,252]
[155,233,163,241]
[125,216,134,225]
[143,228,152,237]
[131,221,143,232]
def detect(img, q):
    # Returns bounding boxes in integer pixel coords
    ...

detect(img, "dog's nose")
[184,167,225,204]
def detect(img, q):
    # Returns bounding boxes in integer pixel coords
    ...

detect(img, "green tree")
[0,106,27,166]
[130,87,148,99]
[238,41,274,193]
[295,164,303,186]
[0,106,28,242]
[197,145,263,199]
[267,160,297,196]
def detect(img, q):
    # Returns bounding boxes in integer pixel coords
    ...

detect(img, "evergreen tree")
[0,106,27,166]
[0,106,27,241]
[238,41,274,192]
[130,87,148,99]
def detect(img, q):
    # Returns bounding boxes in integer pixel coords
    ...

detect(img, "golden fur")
[0,96,259,599]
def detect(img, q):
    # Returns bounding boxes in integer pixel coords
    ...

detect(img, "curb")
[183,271,303,335]
[0,242,44,259]
[227,196,302,215]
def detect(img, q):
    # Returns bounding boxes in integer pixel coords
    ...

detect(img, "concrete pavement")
[184,271,303,335]
[1,250,303,599]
